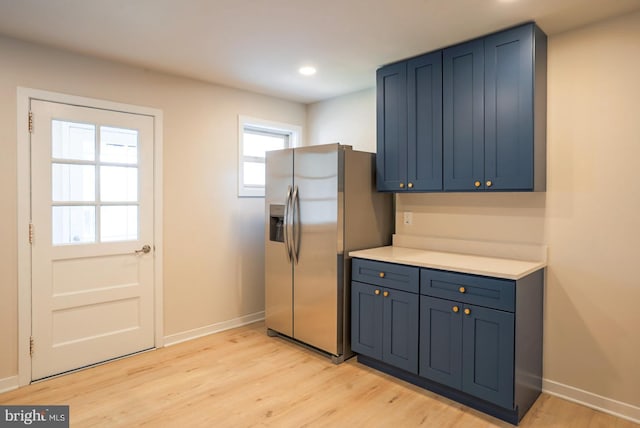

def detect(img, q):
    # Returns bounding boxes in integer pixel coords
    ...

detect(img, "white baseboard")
[163,311,265,347]
[0,376,19,394]
[543,378,640,424]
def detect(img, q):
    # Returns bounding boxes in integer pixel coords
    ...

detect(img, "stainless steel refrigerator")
[265,143,393,363]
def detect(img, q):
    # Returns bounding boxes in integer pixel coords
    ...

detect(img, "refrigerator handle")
[292,185,300,264]
[283,185,293,263]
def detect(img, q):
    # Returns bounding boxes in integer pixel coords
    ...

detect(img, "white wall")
[0,35,306,379]
[307,11,640,414]
[540,12,639,410]
[306,88,376,152]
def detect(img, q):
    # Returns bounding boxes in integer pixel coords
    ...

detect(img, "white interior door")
[30,100,155,380]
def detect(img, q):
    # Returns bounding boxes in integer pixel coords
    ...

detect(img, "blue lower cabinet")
[352,258,544,425]
[461,304,514,409]
[351,282,383,361]
[382,287,419,373]
[351,281,419,374]
[419,296,463,388]
[420,296,515,409]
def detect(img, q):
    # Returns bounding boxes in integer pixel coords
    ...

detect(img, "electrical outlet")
[403,211,413,225]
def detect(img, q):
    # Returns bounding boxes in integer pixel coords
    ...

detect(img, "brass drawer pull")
[459,286,466,293]
[452,306,459,313]
[374,289,380,295]
[379,272,385,278]
[464,308,471,315]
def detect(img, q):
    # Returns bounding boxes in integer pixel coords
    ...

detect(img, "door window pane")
[52,206,96,245]
[49,118,146,246]
[52,120,95,161]
[100,206,138,242]
[52,164,96,202]
[100,126,138,164]
[100,166,138,202]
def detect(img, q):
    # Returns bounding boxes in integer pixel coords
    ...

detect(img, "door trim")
[16,87,164,386]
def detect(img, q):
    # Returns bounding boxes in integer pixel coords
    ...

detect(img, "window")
[51,120,140,244]
[238,116,301,197]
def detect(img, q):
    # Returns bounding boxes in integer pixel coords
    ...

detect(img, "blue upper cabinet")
[377,62,408,191]
[377,52,443,192]
[377,22,546,193]
[443,40,485,191]
[407,52,443,191]
[444,23,547,191]
[483,24,547,191]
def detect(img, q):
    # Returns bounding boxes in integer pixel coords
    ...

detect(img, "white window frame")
[238,115,301,197]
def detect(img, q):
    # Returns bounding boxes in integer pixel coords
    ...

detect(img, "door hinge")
[29,336,34,357]
[28,111,33,134]
[29,223,34,245]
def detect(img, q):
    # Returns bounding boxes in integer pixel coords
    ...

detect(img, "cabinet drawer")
[420,269,515,312]
[352,259,419,294]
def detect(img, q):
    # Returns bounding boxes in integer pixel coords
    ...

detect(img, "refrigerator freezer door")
[265,148,294,337]
[293,144,341,355]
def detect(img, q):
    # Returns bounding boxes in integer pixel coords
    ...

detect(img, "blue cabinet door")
[376,62,408,191]
[443,39,484,191]
[407,52,443,191]
[351,282,383,360]
[382,288,419,374]
[484,24,534,190]
[462,304,514,409]
[419,296,462,388]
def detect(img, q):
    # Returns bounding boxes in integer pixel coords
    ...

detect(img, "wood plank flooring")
[1,322,636,427]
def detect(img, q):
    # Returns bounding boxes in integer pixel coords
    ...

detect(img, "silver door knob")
[135,244,151,254]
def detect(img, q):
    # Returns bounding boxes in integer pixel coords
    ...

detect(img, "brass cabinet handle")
[379,272,385,278]
[383,291,389,297]
[474,181,481,188]
[399,182,405,189]
[374,289,380,295]
[486,180,493,187]
[464,308,471,315]
[452,306,459,313]
[407,182,414,189]
[459,286,466,294]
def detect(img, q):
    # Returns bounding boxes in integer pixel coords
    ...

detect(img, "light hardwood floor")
[1,322,636,427]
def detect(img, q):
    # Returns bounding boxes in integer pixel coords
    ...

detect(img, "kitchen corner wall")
[0,35,305,380]
[306,88,376,152]
[308,11,640,412]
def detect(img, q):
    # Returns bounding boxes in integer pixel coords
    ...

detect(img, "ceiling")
[1,0,639,104]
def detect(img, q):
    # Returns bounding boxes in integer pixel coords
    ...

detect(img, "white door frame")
[16,87,164,386]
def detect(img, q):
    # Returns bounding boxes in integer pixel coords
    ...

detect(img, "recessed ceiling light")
[298,66,317,76]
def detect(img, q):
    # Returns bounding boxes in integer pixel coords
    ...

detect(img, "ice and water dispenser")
[269,204,285,243]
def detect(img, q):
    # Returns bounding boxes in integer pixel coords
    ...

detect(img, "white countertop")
[349,246,546,280]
